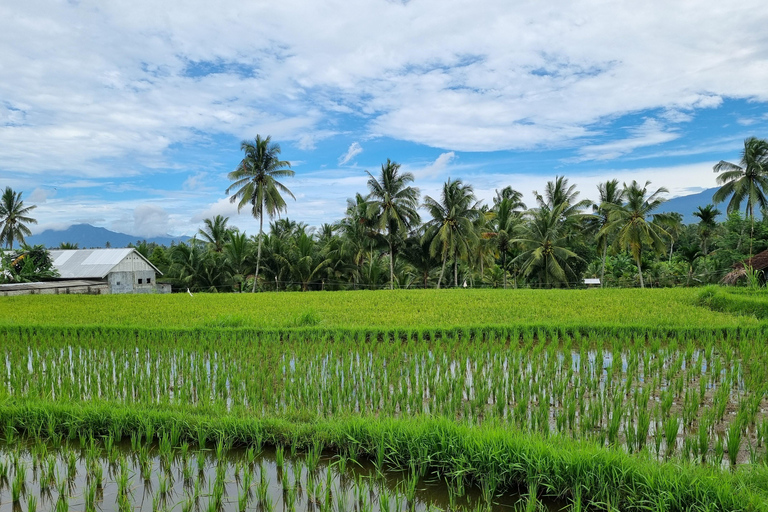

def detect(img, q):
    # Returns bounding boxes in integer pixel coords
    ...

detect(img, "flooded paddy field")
[4,329,768,466]
[2,325,768,510]
[0,437,564,512]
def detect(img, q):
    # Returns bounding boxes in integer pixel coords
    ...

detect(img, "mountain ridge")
[26,224,189,249]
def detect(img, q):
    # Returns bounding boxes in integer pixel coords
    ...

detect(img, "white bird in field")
[187,288,193,297]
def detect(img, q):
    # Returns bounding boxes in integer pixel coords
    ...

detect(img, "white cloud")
[412,152,456,178]
[573,119,681,162]
[132,204,171,237]
[28,187,54,204]
[338,142,363,165]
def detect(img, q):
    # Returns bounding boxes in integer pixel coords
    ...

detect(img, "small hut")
[722,249,768,285]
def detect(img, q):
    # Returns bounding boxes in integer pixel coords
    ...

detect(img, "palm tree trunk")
[636,255,644,288]
[252,213,263,293]
[388,239,394,290]
[502,251,507,289]
[454,257,458,287]
[749,205,754,258]
[437,257,447,289]
[600,242,607,288]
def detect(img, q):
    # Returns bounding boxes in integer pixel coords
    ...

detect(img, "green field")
[1,287,768,511]
[1,287,763,330]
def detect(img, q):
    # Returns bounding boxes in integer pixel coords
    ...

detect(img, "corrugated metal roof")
[49,249,161,279]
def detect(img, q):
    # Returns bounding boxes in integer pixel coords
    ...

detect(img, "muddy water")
[0,442,566,512]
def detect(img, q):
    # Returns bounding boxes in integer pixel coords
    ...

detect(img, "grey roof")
[0,280,106,292]
[49,248,161,279]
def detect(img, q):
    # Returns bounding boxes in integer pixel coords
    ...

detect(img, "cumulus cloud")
[132,204,171,237]
[338,142,363,165]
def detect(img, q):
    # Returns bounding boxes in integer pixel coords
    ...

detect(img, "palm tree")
[0,187,37,250]
[422,179,481,288]
[601,181,671,288]
[365,159,420,289]
[198,215,231,253]
[226,135,295,292]
[713,137,768,256]
[512,203,582,288]
[223,232,253,292]
[587,180,625,287]
[484,191,526,289]
[692,204,721,256]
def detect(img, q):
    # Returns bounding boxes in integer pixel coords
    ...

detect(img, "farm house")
[47,248,170,294]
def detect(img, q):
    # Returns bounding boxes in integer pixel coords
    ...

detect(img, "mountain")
[657,187,764,224]
[655,187,721,224]
[26,224,190,249]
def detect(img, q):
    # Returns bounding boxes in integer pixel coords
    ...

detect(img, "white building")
[49,248,169,294]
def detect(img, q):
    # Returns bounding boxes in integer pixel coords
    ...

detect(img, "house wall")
[108,269,158,294]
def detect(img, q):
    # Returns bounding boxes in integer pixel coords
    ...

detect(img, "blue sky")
[1,0,768,237]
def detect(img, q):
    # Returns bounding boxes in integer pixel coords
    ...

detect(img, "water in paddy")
[0,440,565,512]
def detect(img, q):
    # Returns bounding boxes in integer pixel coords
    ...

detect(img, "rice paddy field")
[1,288,768,511]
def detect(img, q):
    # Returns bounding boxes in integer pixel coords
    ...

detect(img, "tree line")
[2,135,767,290]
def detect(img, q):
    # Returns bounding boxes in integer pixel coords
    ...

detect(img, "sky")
[1,0,768,238]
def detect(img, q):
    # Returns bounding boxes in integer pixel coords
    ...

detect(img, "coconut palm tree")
[0,187,37,250]
[601,181,671,288]
[226,135,295,292]
[422,178,481,288]
[692,204,721,256]
[198,215,231,253]
[484,190,526,289]
[512,202,582,288]
[713,137,768,256]
[365,159,420,289]
[588,180,625,288]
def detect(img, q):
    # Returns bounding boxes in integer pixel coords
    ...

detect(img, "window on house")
[147,278,151,284]
[138,279,143,284]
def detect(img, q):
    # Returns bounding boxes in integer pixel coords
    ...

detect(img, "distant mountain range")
[27,224,190,249]
[658,187,761,224]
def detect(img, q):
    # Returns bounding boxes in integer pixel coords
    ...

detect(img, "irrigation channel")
[0,437,564,512]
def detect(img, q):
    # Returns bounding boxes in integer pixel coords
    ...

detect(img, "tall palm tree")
[422,178,481,288]
[692,204,721,255]
[365,159,420,289]
[512,203,582,288]
[0,187,37,250]
[226,135,295,292]
[587,180,625,287]
[484,191,526,289]
[601,181,671,288]
[198,215,231,253]
[713,137,768,257]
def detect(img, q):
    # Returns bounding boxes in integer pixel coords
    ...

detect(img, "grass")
[0,287,762,330]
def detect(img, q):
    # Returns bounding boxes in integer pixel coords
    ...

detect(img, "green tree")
[198,215,231,253]
[692,204,721,256]
[484,188,526,289]
[223,232,253,292]
[713,137,768,256]
[0,187,37,250]
[513,203,582,288]
[602,181,671,288]
[422,178,481,288]
[588,179,625,287]
[365,159,420,290]
[226,135,295,292]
